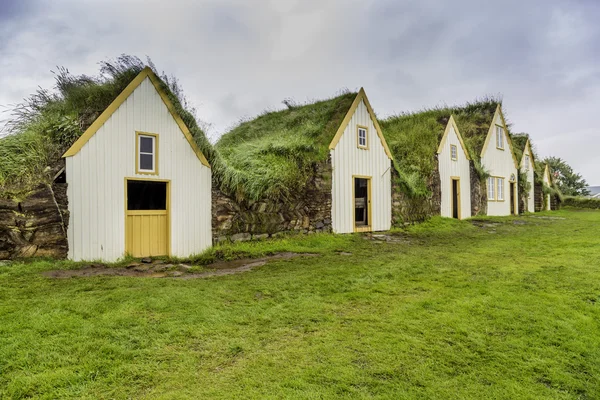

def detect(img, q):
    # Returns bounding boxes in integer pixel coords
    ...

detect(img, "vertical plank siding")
[521,142,535,213]
[66,77,211,261]
[331,100,392,233]
[438,125,472,219]
[481,112,519,216]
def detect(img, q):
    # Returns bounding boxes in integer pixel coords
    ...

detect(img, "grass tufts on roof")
[0,55,213,199]
[380,96,502,197]
[215,91,357,202]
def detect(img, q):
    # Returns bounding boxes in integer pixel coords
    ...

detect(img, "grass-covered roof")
[215,91,357,201]
[0,55,215,199]
[380,97,501,196]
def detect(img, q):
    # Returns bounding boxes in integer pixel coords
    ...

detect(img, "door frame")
[510,181,517,215]
[124,177,171,257]
[352,175,372,233]
[450,176,461,219]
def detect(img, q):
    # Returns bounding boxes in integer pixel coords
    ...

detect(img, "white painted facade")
[520,141,535,213]
[481,109,519,216]
[543,165,552,211]
[330,98,392,233]
[65,76,212,261]
[438,120,472,219]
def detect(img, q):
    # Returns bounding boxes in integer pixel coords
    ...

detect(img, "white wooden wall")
[438,125,472,219]
[66,77,212,261]
[330,100,392,233]
[481,112,519,216]
[520,143,535,213]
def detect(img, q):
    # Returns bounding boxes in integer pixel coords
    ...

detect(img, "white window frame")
[357,126,368,149]
[496,126,504,150]
[497,177,505,201]
[524,154,530,170]
[450,144,458,161]
[137,132,158,175]
[487,177,495,201]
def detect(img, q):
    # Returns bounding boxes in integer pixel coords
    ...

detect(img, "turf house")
[0,57,216,261]
[479,105,520,216]
[512,135,536,213]
[212,88,394,239]
[380,113,473,221]
[63,67,212,261]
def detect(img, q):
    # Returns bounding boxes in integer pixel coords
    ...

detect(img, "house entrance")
[353,176,372,232]
[451,178,460,219]
[510,182,516,215]
[125,179,169,257]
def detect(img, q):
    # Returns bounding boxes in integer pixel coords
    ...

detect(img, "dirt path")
[42,252,320,280]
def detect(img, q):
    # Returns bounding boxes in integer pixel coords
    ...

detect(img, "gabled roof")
[543,164,552,184]
[328,88,393,159]
[512,134,536,168]
[63,67,210,168]
[436,115,471,160]
[479,104,519,169]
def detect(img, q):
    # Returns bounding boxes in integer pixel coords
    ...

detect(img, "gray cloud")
[0,0,598,184]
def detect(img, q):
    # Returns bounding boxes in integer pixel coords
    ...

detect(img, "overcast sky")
[1,0,598,184]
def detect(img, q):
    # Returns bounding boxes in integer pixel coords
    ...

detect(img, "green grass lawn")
[1,209,599,399]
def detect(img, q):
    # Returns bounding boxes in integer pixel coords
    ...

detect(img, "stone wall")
[212,161,333,242]
[0,183,69,259]
[470,162,487,217]
[391,160,441,225]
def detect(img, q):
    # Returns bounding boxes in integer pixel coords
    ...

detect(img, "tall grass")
[380,96,502,198]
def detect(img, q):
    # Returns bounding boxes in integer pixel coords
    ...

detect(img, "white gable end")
[438,123,471,219]
[330,99,392,233]
[66,77,211,261]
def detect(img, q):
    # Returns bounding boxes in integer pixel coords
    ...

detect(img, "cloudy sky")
[1,0,599,184]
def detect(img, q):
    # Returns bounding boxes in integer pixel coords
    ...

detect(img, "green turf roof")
[379,98,500,196]
[215,91,357,201]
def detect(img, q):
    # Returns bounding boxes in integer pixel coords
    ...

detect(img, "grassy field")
[1,209,599,399]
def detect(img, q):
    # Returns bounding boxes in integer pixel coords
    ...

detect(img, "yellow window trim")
[495,125,505,150]
[135,131,159,175]
[63,67,210,169]
[329,88,393,160]
[480,104,519,169]
[356,125,369,149]
[352,175,373,233]
[450,144,458,161]
[450,176,461,219]
[124,177,171,258]
[487,176,496,202]
[494,176,506,202]
[436,115,471,160]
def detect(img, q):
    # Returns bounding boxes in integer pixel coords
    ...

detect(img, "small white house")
[481,105,520,216]
[329,89,393,233]
[520,139,536,213]
[63,67,212,261]
[437,116,472,219]
[543,164,552,211]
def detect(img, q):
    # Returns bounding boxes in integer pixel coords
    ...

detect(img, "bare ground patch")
[42,252,320,280]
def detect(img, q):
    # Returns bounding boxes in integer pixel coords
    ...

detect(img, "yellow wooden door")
[126,211,168,257]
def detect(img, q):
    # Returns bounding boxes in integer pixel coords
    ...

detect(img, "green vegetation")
[562,196,600,209]
[380,97,502,197]
[0,55,214,199]
[215,92,356,201]
[1,209,599,398]
[543,157,590,197]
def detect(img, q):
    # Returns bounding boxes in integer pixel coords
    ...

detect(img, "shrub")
[562,196,600,209]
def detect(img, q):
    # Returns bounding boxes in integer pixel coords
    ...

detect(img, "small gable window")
[357,126,368,149]
[524,154,530,170]
[137,132,158,175]
[451,144,458,161]
[496,126,504,150]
